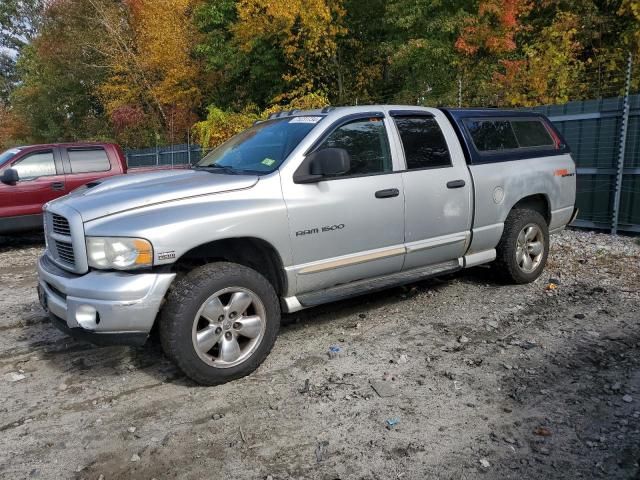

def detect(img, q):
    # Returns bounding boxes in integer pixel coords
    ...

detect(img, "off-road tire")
[159,262,280,385]
[493,208,549,284]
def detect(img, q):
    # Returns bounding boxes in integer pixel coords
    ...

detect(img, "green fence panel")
[536,94,640,233]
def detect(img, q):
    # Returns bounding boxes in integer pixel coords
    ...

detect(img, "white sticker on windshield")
[289,116,322,124]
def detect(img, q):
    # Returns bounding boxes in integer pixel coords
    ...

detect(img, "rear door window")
[393,116,451,169]
[67,148,111,173]
[12,151,56,180]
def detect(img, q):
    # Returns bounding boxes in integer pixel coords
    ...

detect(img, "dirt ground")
[0,230,639,480]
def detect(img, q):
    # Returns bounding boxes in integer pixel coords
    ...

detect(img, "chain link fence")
[124,143,211,167]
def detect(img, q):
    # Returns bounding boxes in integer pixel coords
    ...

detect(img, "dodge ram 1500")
[36,106,577,385]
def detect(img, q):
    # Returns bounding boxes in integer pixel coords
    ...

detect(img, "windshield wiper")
[194,164,239,175]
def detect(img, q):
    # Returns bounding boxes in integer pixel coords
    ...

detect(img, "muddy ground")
[0,230,639,480]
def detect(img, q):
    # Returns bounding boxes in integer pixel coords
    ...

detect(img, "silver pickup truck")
[37,106,577,385]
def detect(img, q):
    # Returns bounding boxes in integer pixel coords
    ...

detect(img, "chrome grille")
[54,240,75,266]
[45,210,87,273]
[52,214,71,236]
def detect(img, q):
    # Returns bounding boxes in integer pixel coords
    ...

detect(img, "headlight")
[86,237,153,270]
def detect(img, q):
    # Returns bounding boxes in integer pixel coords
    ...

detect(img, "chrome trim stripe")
[289,232,475,276]
[472,222,503,234]
[291,245,406,275]
[405,233,469,254]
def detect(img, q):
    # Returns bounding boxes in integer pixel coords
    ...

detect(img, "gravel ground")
[0,229,638,480]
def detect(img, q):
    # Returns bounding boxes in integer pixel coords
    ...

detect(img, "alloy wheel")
[191,287,266,368]
[515,223,545,273]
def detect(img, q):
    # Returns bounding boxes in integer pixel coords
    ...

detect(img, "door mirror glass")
[310,148,351,176]
[1,168,19,185]
[293,148,352,184]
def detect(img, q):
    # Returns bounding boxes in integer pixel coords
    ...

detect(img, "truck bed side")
[440,108,577,255]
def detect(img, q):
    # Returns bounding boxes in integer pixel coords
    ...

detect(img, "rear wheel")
[160,262,280,385]
[494,209,549,284]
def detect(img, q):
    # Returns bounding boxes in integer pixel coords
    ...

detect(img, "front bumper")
[37,254,175,345]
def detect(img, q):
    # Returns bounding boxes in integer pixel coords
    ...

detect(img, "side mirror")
[1,168,19,185]
[293,148,351,184]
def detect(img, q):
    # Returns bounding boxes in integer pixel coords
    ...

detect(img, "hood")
[52,169,259,222]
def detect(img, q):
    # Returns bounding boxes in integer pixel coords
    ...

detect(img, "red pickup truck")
[0,142,184,234]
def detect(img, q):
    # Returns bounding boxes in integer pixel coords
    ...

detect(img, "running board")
[296,259,461,308]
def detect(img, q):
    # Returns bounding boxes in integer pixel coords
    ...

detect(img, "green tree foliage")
[194,0,288,110]
[0,0,46,104]
[193,92,329,147]
[0,0,44,51]
[10,0,111,142]
[1,0,639,148]
[384,0,476,105]
[94,0,206,147]
[0,52,18,105]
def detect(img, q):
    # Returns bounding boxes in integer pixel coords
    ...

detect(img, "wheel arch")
[173,237,286,296]
[510,194,551,225]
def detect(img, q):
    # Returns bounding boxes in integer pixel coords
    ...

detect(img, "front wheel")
[159,262,280,385]
[493,209,549,284]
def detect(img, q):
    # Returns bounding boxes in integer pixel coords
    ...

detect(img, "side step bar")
[296,259,461,308]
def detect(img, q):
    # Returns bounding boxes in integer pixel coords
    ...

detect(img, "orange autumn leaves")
[232,0,345,101]
[97,0,204,144]
[4,0,639,150]
[455,0,528,56]
[456,1,586,106]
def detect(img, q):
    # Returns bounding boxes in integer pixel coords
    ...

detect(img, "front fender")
[83,174,293,269]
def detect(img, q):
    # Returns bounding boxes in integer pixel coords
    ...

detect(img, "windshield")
[0,148,21,166]
[197,116,323,173]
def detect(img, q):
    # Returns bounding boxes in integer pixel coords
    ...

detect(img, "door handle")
[375,188,400,199]
[446,179,466,189]
[51,182,65,191]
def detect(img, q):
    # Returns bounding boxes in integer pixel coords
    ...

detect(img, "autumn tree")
[454,0,532,106]
[10,0,111,142]
[0,103,30,149]
[0,0,47,104]
[494,12,586,106]
[193,92,329,148]
[462,0,640,106]
[195,0,288,110]
[93,0,206,147]
[620,0,640,50]
[383,0,476,105]
[5,0,640,149]
[231,0,346,104]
